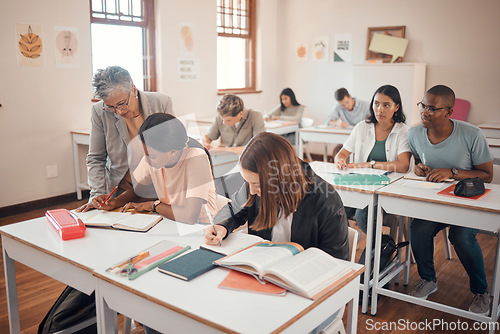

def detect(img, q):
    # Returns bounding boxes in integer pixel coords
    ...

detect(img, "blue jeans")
[410,218,487,294]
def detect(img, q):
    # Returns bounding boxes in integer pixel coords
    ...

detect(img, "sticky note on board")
[369,33,409,63]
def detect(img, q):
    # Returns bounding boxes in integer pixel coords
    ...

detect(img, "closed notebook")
[158,248,225,281]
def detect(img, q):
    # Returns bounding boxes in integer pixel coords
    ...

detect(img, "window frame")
[217,0,260,95]
[89,0,157,92]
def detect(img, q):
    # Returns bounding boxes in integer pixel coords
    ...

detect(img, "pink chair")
[450,98,471,121]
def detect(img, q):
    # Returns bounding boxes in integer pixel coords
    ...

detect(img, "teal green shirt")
[367,139,387,162]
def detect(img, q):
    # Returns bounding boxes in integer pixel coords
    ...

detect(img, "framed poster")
[366,26,406,63]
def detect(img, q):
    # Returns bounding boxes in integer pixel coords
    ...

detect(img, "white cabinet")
[353,63,426,126]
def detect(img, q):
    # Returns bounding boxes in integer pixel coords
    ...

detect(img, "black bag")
[358,234,409,283]
[454,177,485,197]
[38,285,97,334]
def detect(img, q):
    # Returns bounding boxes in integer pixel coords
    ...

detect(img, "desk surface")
[487,137,500,147]
[375,179,500,214]
[479,123,500,130]
[300,126,352,135]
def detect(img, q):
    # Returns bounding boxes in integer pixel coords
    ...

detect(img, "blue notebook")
[158,248,224,281]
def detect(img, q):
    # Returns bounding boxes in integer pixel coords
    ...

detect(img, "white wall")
[0,0,93,207]
[156,0,279,118]
[276,0,500,154]
[0,0,280,207]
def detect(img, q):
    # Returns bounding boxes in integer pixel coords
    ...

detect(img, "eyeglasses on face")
[104,92,132,112]
[417,102,451,115]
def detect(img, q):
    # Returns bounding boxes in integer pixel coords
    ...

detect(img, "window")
[217,0,258,94]
[90,0,156,92]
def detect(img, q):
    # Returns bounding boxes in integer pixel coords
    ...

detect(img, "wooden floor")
[0,199,498,333]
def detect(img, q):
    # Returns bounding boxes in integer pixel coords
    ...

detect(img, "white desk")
[309,161,406,314]
[371,180,500,332]
[2,216,363,334]
[487,138,500,160]
[71,130,91,200]
[94,234,363,334]
[479,123,500,139]
[299,127,352,162]
[0,217,166,333]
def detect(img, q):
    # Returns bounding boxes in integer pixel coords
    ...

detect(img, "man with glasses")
[407,85,494,314]
[77,66,174,212]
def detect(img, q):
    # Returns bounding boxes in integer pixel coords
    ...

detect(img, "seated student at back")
[123,113,217,224]
[202,94,266,153]
[326,87,370,128]
[265,87,304,144]
[408,84,493,315]
[205,132,349,260]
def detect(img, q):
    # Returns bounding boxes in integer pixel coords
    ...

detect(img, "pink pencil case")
[45,209,86,240]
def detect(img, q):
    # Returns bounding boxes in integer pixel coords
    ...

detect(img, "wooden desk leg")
[3,242,21,334]
[95,281,118,334]
[346,280,359,334]
[72,137,82,200]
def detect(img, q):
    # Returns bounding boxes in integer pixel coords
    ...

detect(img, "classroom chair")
[300,117,314,161]
[320,227,358,334]
[449,98,471,122]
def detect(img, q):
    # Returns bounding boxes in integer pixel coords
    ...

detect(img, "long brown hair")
[240,132,311,230]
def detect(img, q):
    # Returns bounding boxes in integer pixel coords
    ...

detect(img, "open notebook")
[73,210,162,232]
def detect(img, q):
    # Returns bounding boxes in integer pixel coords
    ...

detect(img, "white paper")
[175,222,205,236]
[401,179,445,190]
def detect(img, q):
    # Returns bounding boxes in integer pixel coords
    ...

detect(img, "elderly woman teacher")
[77,66,174,212]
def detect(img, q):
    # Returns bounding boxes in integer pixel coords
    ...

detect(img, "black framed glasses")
[417,102,451,115]
[103,92,131,112]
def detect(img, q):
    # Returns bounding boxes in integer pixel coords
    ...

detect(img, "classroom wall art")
[178,58,200,81]
[334,33,352,62]
[295,42,307,62]
[179,23,195,56]
[312,36,329,62]
[16,24,44,67]
[54,26,80,68]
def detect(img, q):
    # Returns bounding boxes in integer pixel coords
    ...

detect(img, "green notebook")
[332,174,391,185]
[158,248,225,281]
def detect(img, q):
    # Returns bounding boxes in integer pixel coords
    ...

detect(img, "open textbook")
[214,242,357,300]
[73,210,162,232]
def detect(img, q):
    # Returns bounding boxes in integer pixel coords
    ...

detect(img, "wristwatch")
[370,160,376,169]
[152,200,161,213]
[451,168,459,177]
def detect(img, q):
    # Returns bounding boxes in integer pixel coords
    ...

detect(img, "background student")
[334,85,411,235]
[121,113,217,224]
[326,87,370,128]
[265,87,304,123]
[408,85,493,314]
[204,132,349,260]
[77,65,174,212]
[202,94,265,153]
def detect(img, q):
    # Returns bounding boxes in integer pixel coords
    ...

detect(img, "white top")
[271,212,293,242]
[343,121,410,165]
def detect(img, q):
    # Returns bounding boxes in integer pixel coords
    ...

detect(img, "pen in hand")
[204,204,221,246]
[100,186,118,209]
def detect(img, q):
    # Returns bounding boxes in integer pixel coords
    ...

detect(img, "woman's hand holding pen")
[335,158,348,170]
[204,224,227,246]
[75,195,119,212]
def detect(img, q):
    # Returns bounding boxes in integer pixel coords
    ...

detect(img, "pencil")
[204,204,221,246]
[100,186,118,208]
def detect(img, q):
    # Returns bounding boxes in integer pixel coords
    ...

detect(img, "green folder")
[332,174,391,185]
